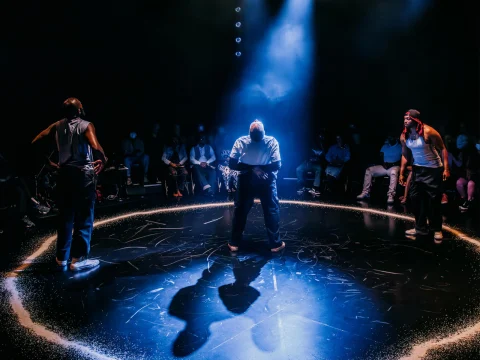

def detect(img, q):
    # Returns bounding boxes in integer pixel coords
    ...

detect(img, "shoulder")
[235,136,250,145]
[400,133,406,143]
[264,135,277,145]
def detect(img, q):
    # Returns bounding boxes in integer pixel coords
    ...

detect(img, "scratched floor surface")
[6,200,480,359]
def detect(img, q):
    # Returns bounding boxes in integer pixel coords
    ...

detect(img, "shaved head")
[63,97,84,119]
[249,120,265,142]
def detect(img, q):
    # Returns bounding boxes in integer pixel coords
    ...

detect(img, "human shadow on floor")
[168,256,269,357]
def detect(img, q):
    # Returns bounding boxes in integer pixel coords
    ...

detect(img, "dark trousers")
[167,166,188,193]
[192,165,216,190]
[409,166,443,232]
[56,167,96,261]
[231,172,281,249]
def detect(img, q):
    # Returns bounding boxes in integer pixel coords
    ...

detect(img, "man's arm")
[190,147,200,165]
[179,146,187,165]
[426,126,450,179]
[32,121,58,144]
[399,134,411,184]
[343,145,351,163]
[162,147,172,166]
[206,146,216,165]
[85,123,107,166]
[260,161,282,172]
[228,157,253,171]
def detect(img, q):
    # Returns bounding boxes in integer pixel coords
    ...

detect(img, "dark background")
[1,0,478,173]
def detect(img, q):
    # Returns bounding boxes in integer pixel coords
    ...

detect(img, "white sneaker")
[356,192,370,200]
[387,196,395,204]
[70,257,100,272]
[405,228,428,236]
[434,231,443,243]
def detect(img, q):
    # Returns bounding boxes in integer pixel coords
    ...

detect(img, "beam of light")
[3,199,480,360]
[224,0,314,140]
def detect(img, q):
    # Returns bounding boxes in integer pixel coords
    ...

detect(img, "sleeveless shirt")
[405,135,442,168]
[55,117,94,171]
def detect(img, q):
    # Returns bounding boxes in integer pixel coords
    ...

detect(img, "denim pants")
[231,172,281,249]
[56,167,96,261]
[409,166,443,232]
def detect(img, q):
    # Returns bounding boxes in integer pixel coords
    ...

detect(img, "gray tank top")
[406,135,442,168]
[56,118,94,171]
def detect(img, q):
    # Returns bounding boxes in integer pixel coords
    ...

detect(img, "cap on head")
[249,119,265,142]
[63,97,84,119]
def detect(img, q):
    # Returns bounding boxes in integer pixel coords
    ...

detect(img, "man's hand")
[443,168,450,181]
[399,173,406,186]
[170,163,178,168]
[92,160,105,174]
[47,160,60,170]
[200,162,207,168]
[253,166,268,180]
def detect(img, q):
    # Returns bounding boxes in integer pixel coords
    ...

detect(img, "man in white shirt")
[228,120,285,253]
[357,135,403,204]
[190,134,216,197]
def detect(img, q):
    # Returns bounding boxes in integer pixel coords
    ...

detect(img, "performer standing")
[228,120,285,252]
[32,98,107,271]
[399,109,449,242]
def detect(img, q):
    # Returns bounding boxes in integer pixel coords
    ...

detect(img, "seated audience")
[190,133,216,197]
[162,136,188,197]
[325,134,350,187]
[296,132,327,196]
[121,131,149,185]
[457,138,480,212]
[357,134,402,204]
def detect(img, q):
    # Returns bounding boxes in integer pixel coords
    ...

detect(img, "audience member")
[457,138,480,212]
[357,134,402,204]
[122,130,149,185]
[325,134,351,187]
[190,133,216,197]
[296,132,327,196]
[162,136,188,197]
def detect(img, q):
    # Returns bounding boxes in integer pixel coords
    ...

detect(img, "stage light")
[235,52,242,57]
[235,37,242,43]
[235,7,241,12]
[235,22,242,28]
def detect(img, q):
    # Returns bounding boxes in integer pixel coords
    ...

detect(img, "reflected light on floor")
[3,199,480,360]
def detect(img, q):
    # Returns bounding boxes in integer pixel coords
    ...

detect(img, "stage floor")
[1,194,480,359]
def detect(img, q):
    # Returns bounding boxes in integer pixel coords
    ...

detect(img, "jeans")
[361,165,399,197]
[231,172,281,249]
[56,167,96,261]
[192,165,216,191]
[409,166,443,232]
[124,154,149,177]
[296,161,322,188]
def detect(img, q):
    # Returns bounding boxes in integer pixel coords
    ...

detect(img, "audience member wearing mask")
[190,133,216,197]
[325,134,351,181]
[122,131,149,185]
[357,134,402,204]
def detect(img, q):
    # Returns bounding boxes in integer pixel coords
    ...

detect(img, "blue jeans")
[231,172,281,249]
[56,167,96,261]
[124,154,149,177]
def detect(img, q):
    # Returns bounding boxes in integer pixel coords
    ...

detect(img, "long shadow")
[169,256,269,357]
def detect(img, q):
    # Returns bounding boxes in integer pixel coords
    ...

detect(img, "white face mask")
[476,143,480,151]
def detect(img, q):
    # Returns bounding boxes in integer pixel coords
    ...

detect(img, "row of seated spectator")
[295,128,480,212]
